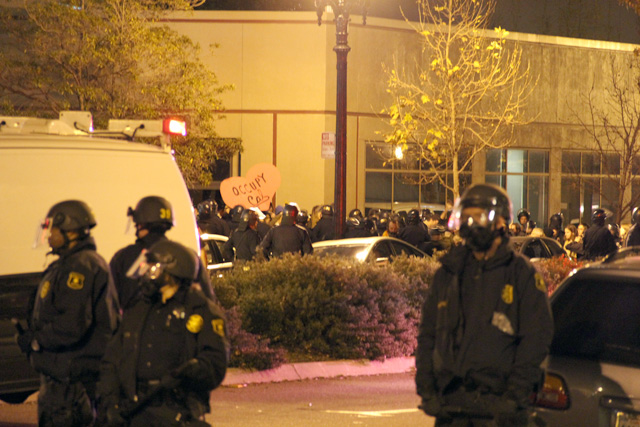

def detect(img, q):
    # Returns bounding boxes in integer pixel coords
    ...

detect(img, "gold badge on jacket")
[40,281,51,299]
[501,284,513,304]
[534,273,547,293]
[212,319,225,338]
[67,272,85,290]
[186,314,203,333]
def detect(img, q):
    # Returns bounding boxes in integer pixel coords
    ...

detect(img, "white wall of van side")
[0,139,200,276]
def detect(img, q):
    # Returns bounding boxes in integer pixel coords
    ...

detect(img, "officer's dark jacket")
[415,240,553,406]
[30,237,119,381]
[223,223,260,261]
[110,233,215,307]
[260,224,313,258]
[98,287,229,409]
[583,224,617,260]
[311,216,335,242]
[344,223,372,239]
[398,223,430,250]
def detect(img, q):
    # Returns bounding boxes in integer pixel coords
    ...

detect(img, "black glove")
[15,330,34,354]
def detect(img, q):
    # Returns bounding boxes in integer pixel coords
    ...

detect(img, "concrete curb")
[222,356,416,386]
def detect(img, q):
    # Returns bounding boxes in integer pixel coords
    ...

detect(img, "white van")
[0,113,200,403]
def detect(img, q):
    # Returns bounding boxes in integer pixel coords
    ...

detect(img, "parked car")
[602,246,640,263]
[200,233,233,279]
[509,236,566,260]
[312,236,427,264]
[535,257,640,425]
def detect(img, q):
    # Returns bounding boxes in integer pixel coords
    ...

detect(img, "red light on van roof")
[163,118,187,136]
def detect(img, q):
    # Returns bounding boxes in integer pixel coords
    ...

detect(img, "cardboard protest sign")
[220,163,281,211]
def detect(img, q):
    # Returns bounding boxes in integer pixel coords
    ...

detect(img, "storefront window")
[485,149,549,226]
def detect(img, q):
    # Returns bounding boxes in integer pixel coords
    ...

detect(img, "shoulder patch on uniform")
[535,273,547,293]
[437,301,448,309]
[40,281,50,299]
[212,319,225,338]
[67,272,85,290]
[186,314,203,334]
[501,284,513,304]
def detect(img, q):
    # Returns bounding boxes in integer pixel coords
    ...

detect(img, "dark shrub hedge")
[213,254,440,370]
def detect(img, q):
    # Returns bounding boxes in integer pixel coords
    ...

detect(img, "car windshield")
[551,276,640,367]
[313,244,369,261]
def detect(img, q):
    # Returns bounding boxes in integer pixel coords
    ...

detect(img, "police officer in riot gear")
[196,199,230,237]
[99,240,228,427]
[583,208,618,260]
[223,208,261,261]
[260,203,313,258]
[311,204,336,242]
[416,184,553,426]
[516,208,536,235]
[544,212,565,244]
[110,196,214,310]
[19,200,120,426]
[297,209,312,233]
[398,208,431,251]
[226,205,245,233]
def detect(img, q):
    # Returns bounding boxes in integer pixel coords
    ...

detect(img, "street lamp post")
[315,0,368,239]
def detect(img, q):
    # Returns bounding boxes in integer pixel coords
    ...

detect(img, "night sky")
[198,0,640,44]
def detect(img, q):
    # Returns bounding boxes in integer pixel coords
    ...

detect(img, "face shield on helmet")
[448,184,512,252]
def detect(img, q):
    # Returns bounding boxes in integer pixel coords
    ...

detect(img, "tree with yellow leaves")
[380,0,535,199]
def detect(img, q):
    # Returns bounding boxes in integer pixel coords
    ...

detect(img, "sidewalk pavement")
[222,356,416,386]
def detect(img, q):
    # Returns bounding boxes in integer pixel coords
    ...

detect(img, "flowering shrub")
[533,255,584,295]
[213,254,439,369]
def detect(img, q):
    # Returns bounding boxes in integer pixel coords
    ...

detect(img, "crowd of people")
[508,206,637,261]
[197,196,640,264]
[195,198,465,262]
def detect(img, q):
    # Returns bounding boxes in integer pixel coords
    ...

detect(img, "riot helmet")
[297,209,310,226]
[449,184,512,252]
[321,204,334,217]
[46,200,97,232]
[548,212,564,230]
[517,208,530,222]
[128,196,174,229]
[197,199,217,220]
[633,207,640,225]
[127,240,198,297]
[346,216,361,229]
[238,208,259,231]
[281,203,299,226]
[407,209,421,225]
[592,208,607,226]
[348,208,364,220]
[231,205,245,223]
[35,200,97,251]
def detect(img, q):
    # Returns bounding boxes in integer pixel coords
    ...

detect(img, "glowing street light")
[316,0,369,239]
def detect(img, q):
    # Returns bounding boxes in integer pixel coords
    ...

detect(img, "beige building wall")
[166,10,640,219]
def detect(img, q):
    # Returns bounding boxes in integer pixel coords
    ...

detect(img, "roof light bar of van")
[163,118,187,136]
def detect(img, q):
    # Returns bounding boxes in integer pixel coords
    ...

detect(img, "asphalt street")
[0,372,434,427]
